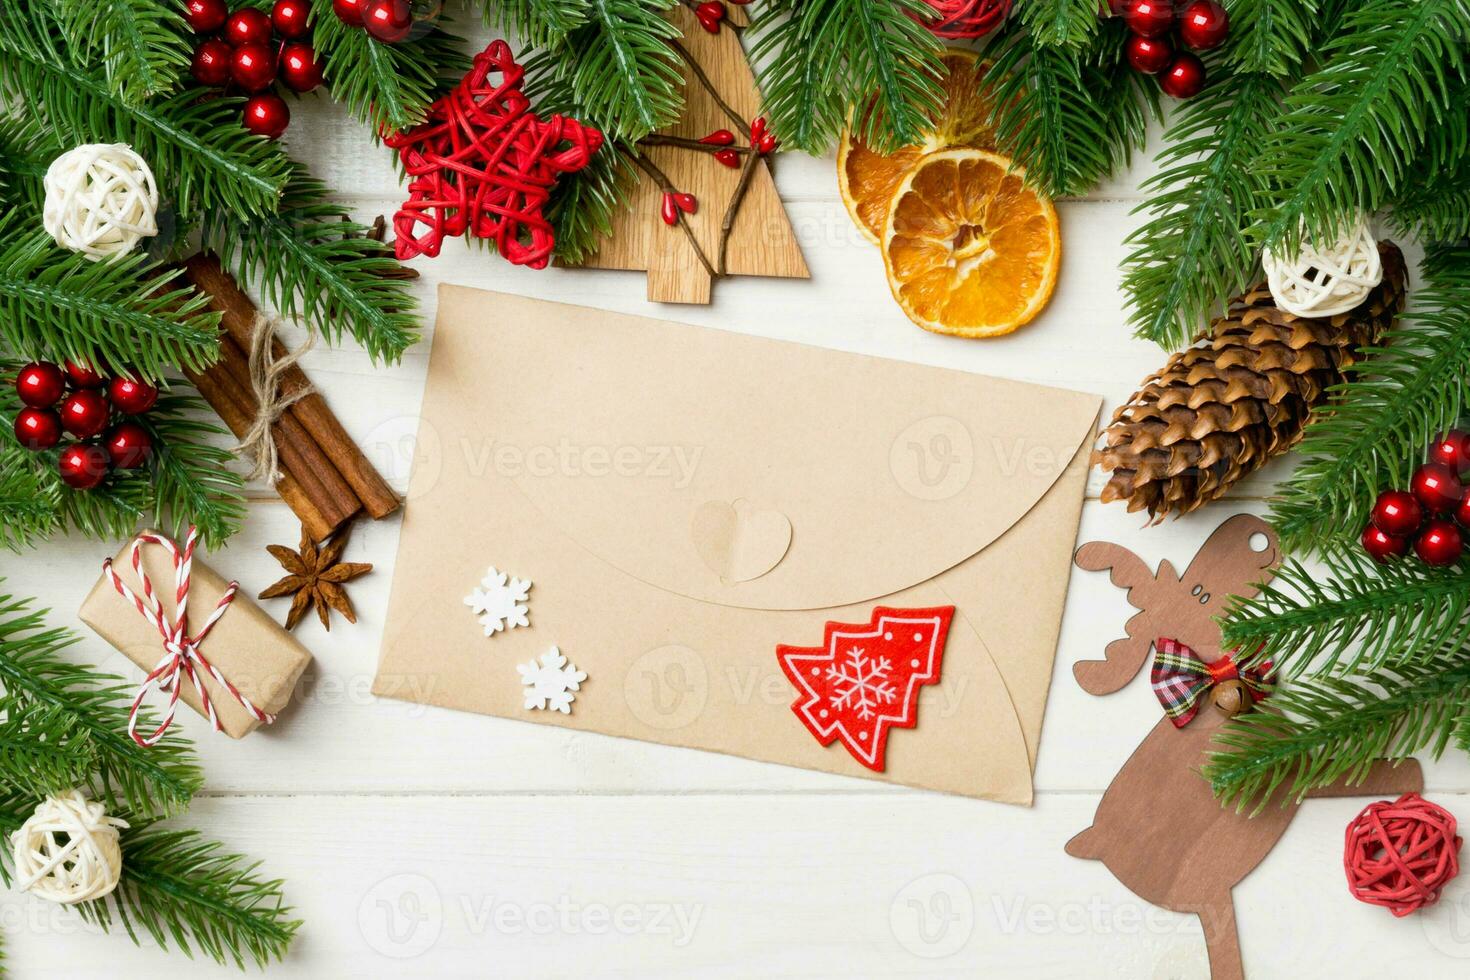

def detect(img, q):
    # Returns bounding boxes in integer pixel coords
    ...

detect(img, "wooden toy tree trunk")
[577,5,809,304]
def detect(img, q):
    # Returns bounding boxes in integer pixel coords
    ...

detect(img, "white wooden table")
[6,36,1470,977]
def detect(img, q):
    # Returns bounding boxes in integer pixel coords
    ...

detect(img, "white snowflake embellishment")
[464,566,531,636]
[518,646,587,714]
[826,647,897,720]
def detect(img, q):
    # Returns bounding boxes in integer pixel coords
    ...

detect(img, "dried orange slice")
[838,49,997,244]
[882,149,1060,338]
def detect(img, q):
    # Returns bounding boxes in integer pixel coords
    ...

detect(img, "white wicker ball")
[42,143,160,262]
[1261,216,1382,319]
[9,790,129,905]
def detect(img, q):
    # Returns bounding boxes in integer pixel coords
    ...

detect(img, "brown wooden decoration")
[575,5,809,304]
[1068,514,1425,980]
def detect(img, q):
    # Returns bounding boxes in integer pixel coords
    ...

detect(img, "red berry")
[363,0,414,42]
[243,93,291,138]
[104,421,153,470]
[333,0,367,25]
[59,389,111,438]
[1125,32,1174,74]
[1416,520,1464,566]
[1124,0,1175,38]
[1178,0,1229,51]
[15,362,66,408]
[14,408,62,450]
[1362,524,1408,564]
[1456,492,1470,530]
[713,148,740,168]
[109,376,160,415]
[1413,462,1464,515]
[182,0,229,33]
[191,38,233,87]
[1430,430,1470,473]
[672,192,697,215]
[699,130,735,146]
[272,0,313,38]
[660,192,679,226]
[1371,489,1424,537]
[224,8,274,47]
[231,42,279,93]
[64,360,108,389]
[695,0,726,33]
[58,443,110,490]
[280,42,325,92]
[1159,52,1206,98]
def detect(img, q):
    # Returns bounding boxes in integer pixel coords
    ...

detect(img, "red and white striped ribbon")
[102,527,274,747]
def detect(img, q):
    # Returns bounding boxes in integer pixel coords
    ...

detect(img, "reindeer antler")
[1073,542,1166,695]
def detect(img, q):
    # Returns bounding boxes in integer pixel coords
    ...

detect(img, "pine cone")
[1097,241,1408,519]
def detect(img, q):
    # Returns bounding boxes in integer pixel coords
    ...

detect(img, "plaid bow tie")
[1151,638,1273,728]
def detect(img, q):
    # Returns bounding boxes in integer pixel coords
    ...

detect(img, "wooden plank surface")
[0,20,1457,978]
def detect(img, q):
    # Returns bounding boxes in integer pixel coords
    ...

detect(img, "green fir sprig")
[53,0,191,106]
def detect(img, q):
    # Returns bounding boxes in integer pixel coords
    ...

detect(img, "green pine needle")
[309,0,467,134]
[478,0,590,47]
[1223,549,1470,678]
[0,465,59,552]
[80,826,302,969]
[1224,0,1322,77]
[0,705,98,797]
[986,21,1153,198]
[1205,649,1470,812]
[0,591,203,819]
[1250,0,1470,254]
[54,0,191,105]
[1270,244,1470,553]
[1122,70,1283,348]
[562,0,684,142]
[203,165,421,364]
[1392,146,1470,243]
[751,0,947,155]
[0,218,222,381]
[1019,0,1101,49]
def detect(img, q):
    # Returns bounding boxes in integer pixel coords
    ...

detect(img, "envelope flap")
[445,288,1101,611]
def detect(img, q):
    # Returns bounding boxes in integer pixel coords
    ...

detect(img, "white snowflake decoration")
[464,566,531,636]
[826,647,896,721]
[518,646,587,714]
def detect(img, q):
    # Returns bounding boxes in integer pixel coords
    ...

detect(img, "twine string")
[234,313,315,485]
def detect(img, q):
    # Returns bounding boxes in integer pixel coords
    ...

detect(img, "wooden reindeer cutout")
[1068,514,1424,980]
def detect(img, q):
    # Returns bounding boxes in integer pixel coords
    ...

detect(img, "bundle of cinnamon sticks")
[181,254,399,542]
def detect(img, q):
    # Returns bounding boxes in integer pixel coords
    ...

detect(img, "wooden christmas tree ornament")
[575,5,809,304]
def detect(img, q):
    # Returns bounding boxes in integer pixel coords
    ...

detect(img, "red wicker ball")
[918,0,1011,38]
[1344,793,1462,917]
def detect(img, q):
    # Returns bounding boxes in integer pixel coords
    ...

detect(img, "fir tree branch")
[751,0,947,155]
[986,21,1151,198]
[1223,549,1470,678]
[79,826,301,969]
[0,218,222,380]
[1019,0,1100,49]
[0,591,203,819]
[1391,147,1470,244]
[202,165,420,364]
[476,0,590,47]
[1204,648,1470,812]
[0,9,290,217]
[561,0,683,142]
[0,705,97,797]
[1270,244,1470,552]
[1122,70,1284,348]
[1250,0,1470,254]
[54,0,191,105]
[0,465,59,552]
[1224,0,1322,77]
[308,0,467,134]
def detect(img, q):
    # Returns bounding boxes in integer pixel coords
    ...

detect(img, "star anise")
[258,524,373,631]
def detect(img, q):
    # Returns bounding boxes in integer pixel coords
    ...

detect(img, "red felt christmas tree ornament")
[915,0,1010,38]
[383,40,603,268]
[1345,793,1462,917]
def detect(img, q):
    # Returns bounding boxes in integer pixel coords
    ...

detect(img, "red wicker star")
[383,40,603,268]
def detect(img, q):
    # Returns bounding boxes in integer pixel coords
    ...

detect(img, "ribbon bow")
[102,528,273,747]
[1151,637,1273,728]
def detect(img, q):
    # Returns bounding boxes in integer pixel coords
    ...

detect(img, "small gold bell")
[1212,679,1250,718]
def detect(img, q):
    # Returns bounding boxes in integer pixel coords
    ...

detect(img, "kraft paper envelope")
[374,286,1102,803]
